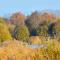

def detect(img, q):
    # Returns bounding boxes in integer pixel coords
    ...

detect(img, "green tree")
[37,21,48,36]
[14,25,30,42]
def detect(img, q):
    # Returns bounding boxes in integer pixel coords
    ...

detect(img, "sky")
[0,0,60,16]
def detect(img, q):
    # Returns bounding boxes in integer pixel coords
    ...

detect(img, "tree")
[0,17,6,24]
[25,11,56,36]
[14,25,30,42]
[54,19,60,39]
[25,11,41,29]
[10,12,25,25]
[8,24,16,38]
[25,11,42,36]
[37,21,48,36]
[0,18,12,42]
[48,22,56,38]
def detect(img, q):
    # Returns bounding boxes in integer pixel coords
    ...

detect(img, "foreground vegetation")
[0,39,60,60]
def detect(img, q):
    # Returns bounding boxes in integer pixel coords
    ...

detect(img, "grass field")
[0,37,60,60]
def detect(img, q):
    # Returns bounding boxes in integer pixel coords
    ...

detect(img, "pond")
[27,44,45,48]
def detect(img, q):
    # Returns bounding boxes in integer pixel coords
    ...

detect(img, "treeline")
[0,11,60,43]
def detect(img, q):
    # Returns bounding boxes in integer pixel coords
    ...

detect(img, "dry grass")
[0,38,60,60]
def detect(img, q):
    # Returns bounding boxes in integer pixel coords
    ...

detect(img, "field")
[0,38,60,60]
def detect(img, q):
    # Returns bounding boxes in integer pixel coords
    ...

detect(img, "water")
[27,44,44,48]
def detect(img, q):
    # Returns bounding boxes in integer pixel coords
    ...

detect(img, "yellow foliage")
[0,23,12,42]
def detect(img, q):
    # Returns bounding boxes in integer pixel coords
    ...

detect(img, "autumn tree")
[14,25,30,42]
[25,11,42,36]
[10,12,26,25]
[6,12,26,38]
[53,19,60,39]
[37,21,48,36]
[25,12,56,36]
[0,18,12,42]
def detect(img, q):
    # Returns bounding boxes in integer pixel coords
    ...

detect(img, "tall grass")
[0,38,60,60]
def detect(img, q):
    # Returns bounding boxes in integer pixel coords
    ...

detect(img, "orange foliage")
[10,12,25,25]
[41,12,57,23]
